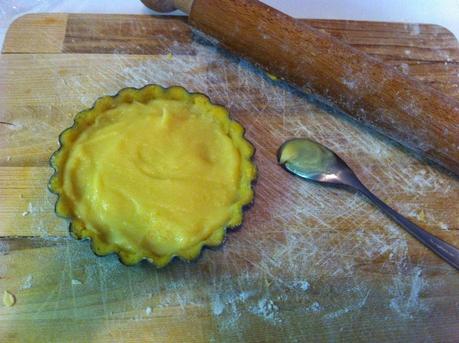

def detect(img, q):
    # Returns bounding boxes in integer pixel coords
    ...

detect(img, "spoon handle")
[356,184,459,270]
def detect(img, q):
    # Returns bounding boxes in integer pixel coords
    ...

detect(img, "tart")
[49,85,256,267]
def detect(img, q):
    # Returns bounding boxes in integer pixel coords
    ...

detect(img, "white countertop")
[1,0,459,49]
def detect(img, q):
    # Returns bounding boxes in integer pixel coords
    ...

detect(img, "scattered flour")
[0,241,9,255]
[342,78,357,90]
[306,302,322,313]
[439,222,449,231]
[289,280,310,292]
[22,202,38,217]
[71,279,82,285]
[145,306,153,316]
[250,298,280,323]
[323,289,370,321]
[389,267,428,319]
[210,288,257,323]
[211,294,225,316]
[20,275,33,289]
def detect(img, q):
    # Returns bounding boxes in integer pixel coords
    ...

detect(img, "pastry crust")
[49,85,256,266]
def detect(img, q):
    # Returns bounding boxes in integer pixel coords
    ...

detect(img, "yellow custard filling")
[49,86,256,266]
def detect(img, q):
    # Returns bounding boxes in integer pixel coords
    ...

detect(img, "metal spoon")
[277,138,459,270]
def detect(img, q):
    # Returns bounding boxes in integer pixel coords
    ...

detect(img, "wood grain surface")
[1,13,458,343]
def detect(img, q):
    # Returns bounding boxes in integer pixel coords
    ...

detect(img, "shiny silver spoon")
[278,138,459,270]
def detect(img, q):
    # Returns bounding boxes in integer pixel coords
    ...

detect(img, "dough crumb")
[418,209,426,222]
[3,290,16,307]
[266,72,278,81]
[22,211,29,217]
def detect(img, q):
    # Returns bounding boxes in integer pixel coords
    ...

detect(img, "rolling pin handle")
[140,0,193,14]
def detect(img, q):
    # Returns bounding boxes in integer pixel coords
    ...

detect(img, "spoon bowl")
[278,138,357,187]
[278,137,459,270]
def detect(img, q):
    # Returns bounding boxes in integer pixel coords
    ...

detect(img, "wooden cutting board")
[1,13,458,342]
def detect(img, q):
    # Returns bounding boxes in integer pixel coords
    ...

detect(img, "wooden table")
[0,13,458,342]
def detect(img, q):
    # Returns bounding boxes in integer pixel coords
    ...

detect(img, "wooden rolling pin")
[142,0,459,175]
